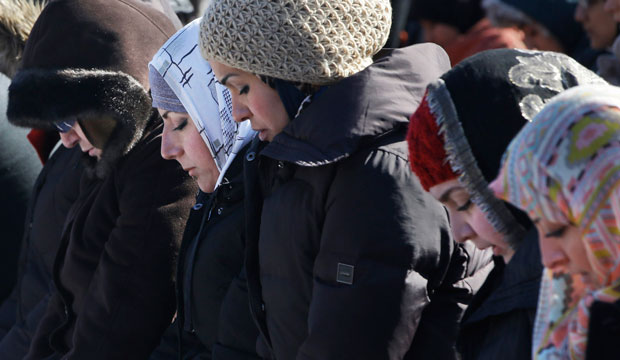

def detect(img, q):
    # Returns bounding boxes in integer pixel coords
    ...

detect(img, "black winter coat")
[25,119,197,360]
[0,145,82,359]
[0,74,41,304]
[243,44,490,360]
[457,228,542,360]
[150,149,260,360]
[586,298,620,359]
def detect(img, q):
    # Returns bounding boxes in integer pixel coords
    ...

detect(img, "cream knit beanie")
[199,0,392,85]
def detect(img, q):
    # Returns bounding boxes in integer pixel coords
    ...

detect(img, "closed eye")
[173,118,188,131]
[239,85,249,95]
[456,199,472,212]
[545,227,566,238]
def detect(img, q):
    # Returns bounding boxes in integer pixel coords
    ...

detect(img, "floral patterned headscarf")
[493,84,620,359]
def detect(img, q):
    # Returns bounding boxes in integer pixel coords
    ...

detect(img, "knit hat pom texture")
[199,0,392,85]
[407,96,457,191]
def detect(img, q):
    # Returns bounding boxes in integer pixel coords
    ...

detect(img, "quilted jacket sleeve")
[296,144,458,360]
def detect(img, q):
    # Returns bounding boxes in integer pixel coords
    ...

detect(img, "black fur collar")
[7,68,153,178]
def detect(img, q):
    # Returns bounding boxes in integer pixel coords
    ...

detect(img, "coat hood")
[7,0,177,178]
[0,0,45,78]
[261,43,451,166]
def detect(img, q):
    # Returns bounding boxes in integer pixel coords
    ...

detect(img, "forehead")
[158,109,189,119]
[428,178,464,201]
[210,60,251,81]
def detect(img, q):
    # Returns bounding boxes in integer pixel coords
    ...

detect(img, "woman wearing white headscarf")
[147,19,260,360]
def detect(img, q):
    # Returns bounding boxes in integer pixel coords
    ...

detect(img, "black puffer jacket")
[0,145,83,359]
[586,298,620,359]
[150,148,260,360]
[457,228,542,360]
[0,74,41,305]
[243,43,490,360]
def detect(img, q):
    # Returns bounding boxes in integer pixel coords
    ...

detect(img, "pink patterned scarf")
[492,85,620,359]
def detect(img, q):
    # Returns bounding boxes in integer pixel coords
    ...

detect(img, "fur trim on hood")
[0,0,45,78]
[7,68,152,178]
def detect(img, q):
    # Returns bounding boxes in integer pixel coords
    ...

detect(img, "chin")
[197,181,216,194]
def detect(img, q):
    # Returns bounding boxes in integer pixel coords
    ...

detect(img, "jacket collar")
[260,44,451,166]
[462,227,542,324]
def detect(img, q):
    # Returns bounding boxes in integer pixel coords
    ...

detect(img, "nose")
[539,237,569,272]
[160,126,182,160]
[446,207,476,244]
[230,93,252,123]
[59,129,80,148]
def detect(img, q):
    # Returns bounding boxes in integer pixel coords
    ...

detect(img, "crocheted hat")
[199,0,392,85]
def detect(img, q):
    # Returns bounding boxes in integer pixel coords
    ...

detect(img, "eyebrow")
[220,73,239,86]
[161,111,170,119]
[439,186,463,203]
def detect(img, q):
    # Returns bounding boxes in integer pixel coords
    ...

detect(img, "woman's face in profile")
[533,217,596,287]
[159,110,220,193]
[430,179,515,262]
[210,60,289,142]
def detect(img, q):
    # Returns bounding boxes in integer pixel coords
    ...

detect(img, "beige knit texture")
[199,0,392,85]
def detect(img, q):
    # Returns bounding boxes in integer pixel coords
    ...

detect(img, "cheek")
[187,131,214,166]
[565,228,593,271]
[469,209,506,246]
[251,92,289,130]
[592,10,615,35]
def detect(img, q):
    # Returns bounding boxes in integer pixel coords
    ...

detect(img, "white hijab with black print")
[149,18,255,188]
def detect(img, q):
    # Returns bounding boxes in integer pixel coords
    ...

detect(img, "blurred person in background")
[167,0,213,24]
[0,0,42,308]
[386,0,414,48]
[410,0,525,65]
[576,0,620,84]
[606,0,620,21]
[483,0,601,70]
[482,0,600,70]
[6,0,197,358]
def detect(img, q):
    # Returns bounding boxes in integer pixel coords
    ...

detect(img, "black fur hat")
[7,0,177,178]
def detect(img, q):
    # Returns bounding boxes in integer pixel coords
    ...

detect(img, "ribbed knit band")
[407,95,457,191]
[149,65,186,113]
